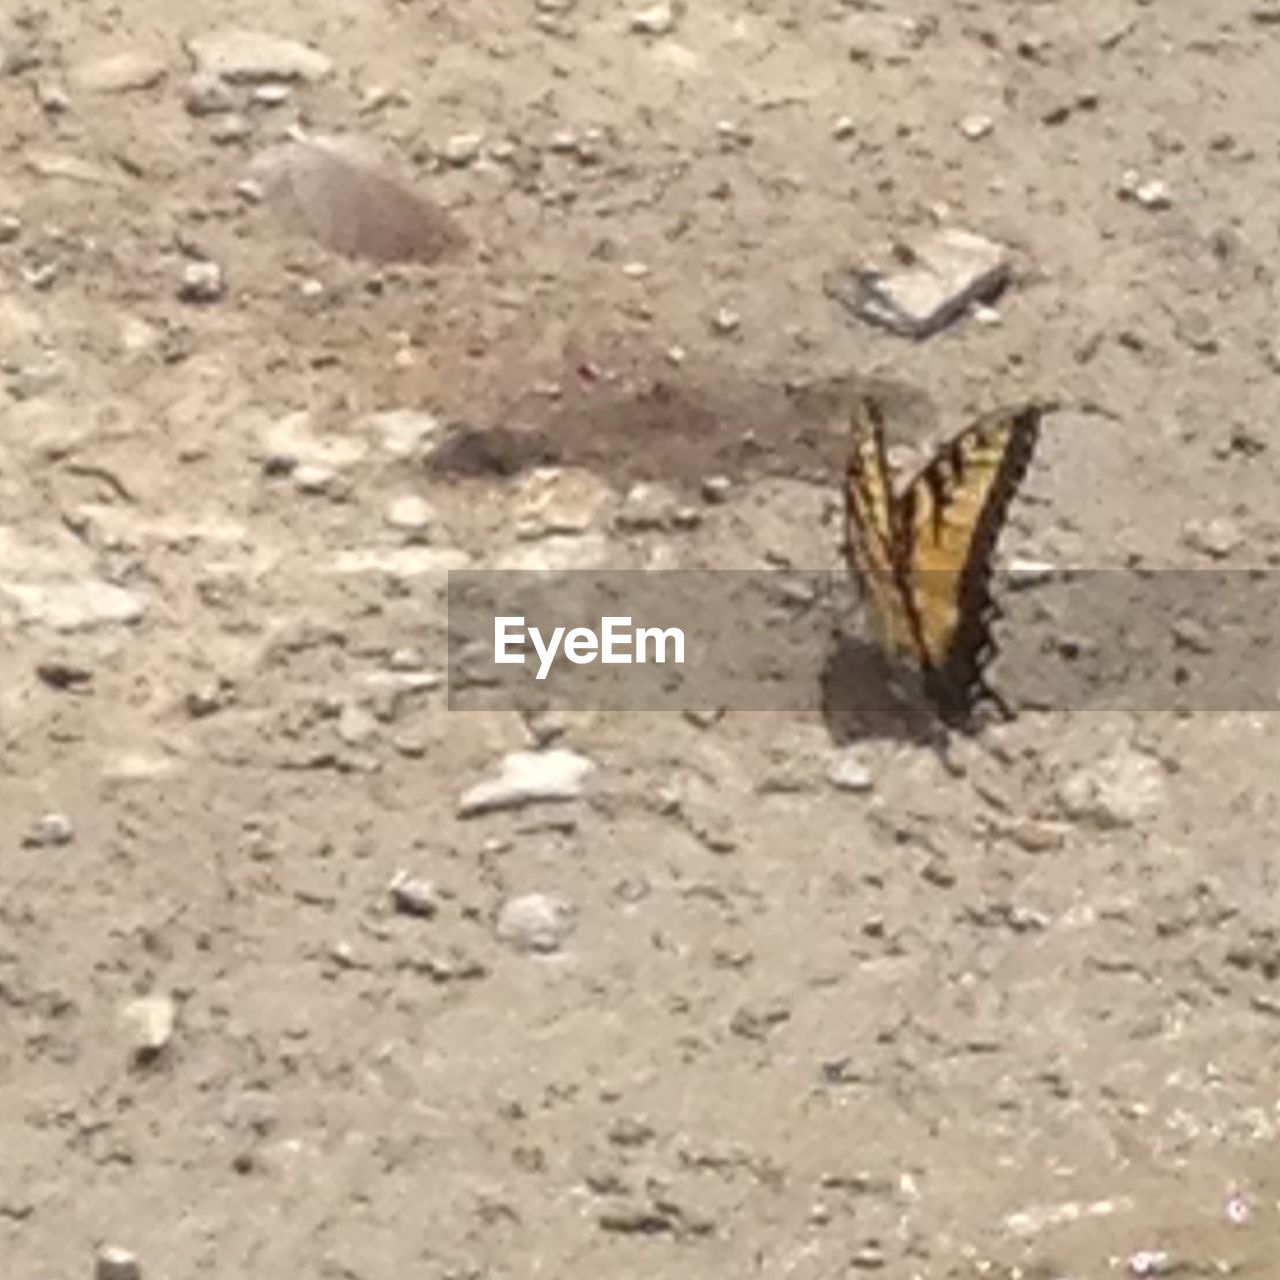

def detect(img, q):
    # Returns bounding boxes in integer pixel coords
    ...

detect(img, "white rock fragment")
[959,113,993,140]
[1118,169,1172,210]
[832,115,856,140]
[1058,749,1167,828]
[442,132,483,166]
[95,1245,143,1280]
[1182,516,1242,560]
[122,994,176,1058]
[70,51,167,94]
[177,260,225,303]
[389,871,438,918]
[630,1,677,34]
[292,463,338,493]
[615,481,678,531]
[385,494,434,535]
[496,892,576,953]
[459,748,596,816]
[835,227,1011,339]
[23,812,75,847]
[186,28,333,83]
[711,306,741,335]
[827,749,874,793]
[251,82,290,106]
[0,214,20,243]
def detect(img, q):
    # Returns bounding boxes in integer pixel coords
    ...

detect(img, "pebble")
[615,481,679,531]
[515,467,613,538]
[1181,516,1242,560]
[827,749,874,793]
[70,51,167,93]
[959,113,994,139]
[250,82,291,106]
[35,81,69,114]
[389,871,438,918]
[833,227,1010,339]
[0,214,20,243]
[292,463,338,493]
[23,812,75,847]
[496,892,576,953]
[385,494,434,536]
[459,748,596,816]
[1118,169,1172,209]
[442,132,484,166]
[711,306,741,335]
[1058,749,1167,828]
[184,71,236,115]
[121,994,176,1059]
[832,115,856,140]
[186,28,334,83]
[177,260,225,303]
[630,1,677,34]
[95,1245,143,1280]
[700,475,732,504]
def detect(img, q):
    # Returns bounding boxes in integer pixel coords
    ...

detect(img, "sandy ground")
[3,1,1280,1276]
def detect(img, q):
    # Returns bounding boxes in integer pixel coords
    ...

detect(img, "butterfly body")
[843,396,1047,726]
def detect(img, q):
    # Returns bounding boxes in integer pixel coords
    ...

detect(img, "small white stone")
[442,132,484,166]
[177,259,224,302]
[292,463,337,493]
[701,475,732,503]
[1135,179,1172,210]
[832,115,856,140]
[1182,516,1242,560]
[959,113,993,140]
[385,494,434,534]
[0,214,20,243]
[23,812,75,847]
[711,306,741,335]
[496,892,575,953]
[389,871,438,918]
[621,261,651,278]
[630,1,676,34]
[96,1245,143,1280]
[459,748,596,816]
[250,82,291,106]
[827,749,874,793]
[121,995,176,1058]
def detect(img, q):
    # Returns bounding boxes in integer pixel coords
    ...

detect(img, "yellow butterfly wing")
[844,396,919,660]
[845,397,1046,721]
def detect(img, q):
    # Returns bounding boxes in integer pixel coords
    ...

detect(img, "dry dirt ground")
[4,1,1280,1277]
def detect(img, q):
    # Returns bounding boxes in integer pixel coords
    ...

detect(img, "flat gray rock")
[829,227,1010,339]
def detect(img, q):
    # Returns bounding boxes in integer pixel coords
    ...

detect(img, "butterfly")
[843,394,1049,726]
